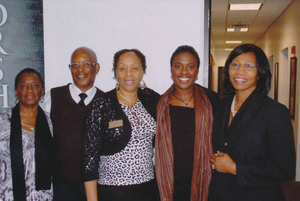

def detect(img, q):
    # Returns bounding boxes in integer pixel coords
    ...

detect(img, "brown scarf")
[155,84,213,201]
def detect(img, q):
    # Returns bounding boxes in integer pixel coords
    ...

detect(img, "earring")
[40,96,45,103]
[139,77,146,90]
[115,78,120,91]
[15,97,19,104]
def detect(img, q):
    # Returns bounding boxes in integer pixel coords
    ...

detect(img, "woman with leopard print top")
[83,49,160,201]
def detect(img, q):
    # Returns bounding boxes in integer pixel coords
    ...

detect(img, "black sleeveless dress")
[170,105,196,201]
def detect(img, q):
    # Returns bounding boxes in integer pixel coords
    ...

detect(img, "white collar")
[231,95,237,117]
[69,84,97,105]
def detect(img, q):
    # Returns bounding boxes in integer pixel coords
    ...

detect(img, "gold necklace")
[117,91,138,101]
[21,122,35,131]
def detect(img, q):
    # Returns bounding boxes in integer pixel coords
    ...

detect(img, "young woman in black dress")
[155,45,219,201]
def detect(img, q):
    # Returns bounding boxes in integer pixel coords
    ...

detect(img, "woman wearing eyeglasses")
[208,44,296,201]
[83,49,160,201]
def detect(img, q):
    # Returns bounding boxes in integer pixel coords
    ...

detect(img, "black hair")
[15,68,44,89]
[113,49,146,78]
[224,44,271,95]
[170,45,200,69]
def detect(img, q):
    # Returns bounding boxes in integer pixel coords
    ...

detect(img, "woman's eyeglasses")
[229,62,257,71]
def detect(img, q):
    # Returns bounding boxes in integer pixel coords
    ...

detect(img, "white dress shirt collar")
[69,83,97,105]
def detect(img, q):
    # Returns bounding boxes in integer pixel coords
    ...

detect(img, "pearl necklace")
[117,91,138,101]
[172,92,195,106]
[21,122,35,131]
[231,95,237,117]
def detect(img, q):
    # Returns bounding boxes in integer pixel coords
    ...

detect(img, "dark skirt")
[97,179,160,201]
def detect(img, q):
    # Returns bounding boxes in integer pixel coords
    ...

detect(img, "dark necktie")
[78,93,87,107]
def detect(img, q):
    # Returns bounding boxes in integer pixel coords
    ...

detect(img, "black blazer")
[208,90,296,201]
[195,84,220,112]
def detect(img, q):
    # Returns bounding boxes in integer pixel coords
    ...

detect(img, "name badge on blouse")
[109,119,123,129]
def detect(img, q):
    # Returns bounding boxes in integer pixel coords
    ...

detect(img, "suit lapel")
[226,90,266,155]
[212,96,232,153]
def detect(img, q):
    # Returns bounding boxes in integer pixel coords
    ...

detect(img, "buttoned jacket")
[209,90,296,201]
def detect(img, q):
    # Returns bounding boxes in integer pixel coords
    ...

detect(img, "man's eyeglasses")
[229,62,257,71]
[69,62,96,69]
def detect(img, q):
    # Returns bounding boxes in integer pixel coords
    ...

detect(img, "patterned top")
[0,109,53,201]
[99,100,156,186]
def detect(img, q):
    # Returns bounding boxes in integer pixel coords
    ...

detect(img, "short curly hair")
[15,68,44,90]
[112,49,146,78]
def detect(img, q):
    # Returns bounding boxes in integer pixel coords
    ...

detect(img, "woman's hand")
[210,151,237,175]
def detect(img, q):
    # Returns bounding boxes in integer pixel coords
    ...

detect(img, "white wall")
[43,0,208,95]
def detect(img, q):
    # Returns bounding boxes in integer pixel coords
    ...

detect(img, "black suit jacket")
[208,90,296,201]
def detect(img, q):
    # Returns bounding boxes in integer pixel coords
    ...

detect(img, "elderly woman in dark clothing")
[0,68,54,201]
[208,44,296,201]
[83,49,160,201]
[155,45,219,201]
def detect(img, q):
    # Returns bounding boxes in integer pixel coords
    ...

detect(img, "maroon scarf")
[155,84,213,201]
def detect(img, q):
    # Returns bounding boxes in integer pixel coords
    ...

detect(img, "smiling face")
[116,51,143,94]
[15,72,44,108]
[70,48,100,92]
[171,52,199,91]
[229,52,258,95]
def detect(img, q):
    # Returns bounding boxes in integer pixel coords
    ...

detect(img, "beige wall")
[212,50,229,93]
[255,0,300,181]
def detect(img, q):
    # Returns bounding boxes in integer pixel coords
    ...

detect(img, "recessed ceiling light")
[227,28,235,32]
[229,3,262,11]
[226,27,249,32]
[226,41,242,44]
[227,24,249,32]
[240,28,249,32]
[225,48,234,51]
